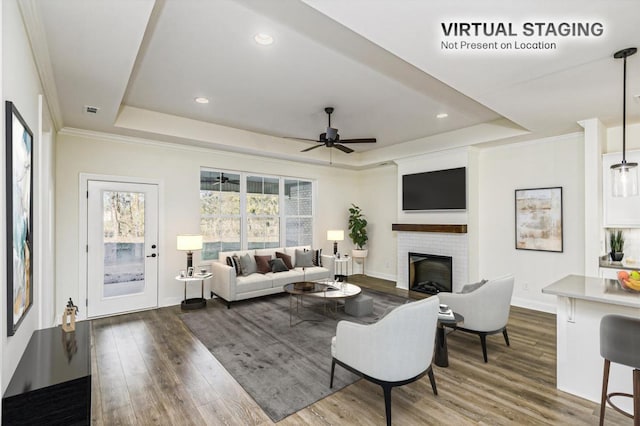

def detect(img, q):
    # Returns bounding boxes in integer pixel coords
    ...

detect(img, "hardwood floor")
[91,275,628,425]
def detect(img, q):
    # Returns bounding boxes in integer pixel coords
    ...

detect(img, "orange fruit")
[618,271,630,280]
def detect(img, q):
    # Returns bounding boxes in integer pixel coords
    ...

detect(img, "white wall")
[2,0,56,394]
[1,0,4,402]
[478,133,585,312]
[605,121,640,153]
[353,164,397,280]
[55,130,360,317]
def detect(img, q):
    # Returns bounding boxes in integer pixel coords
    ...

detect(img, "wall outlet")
[523,282,529,291]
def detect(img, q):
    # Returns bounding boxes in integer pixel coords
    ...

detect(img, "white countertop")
[542,274,640,309]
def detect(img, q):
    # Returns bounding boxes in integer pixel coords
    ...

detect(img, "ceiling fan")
[298,107,376,154]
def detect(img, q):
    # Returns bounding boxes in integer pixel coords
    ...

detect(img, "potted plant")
[348,204,368,258]
[610,229,624,262]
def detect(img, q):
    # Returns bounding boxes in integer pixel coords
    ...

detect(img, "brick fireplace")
[393,224,468,293]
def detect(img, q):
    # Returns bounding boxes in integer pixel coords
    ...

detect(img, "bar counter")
[542,275,640,411]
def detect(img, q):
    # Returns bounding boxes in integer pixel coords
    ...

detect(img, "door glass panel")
[103,191,145,298]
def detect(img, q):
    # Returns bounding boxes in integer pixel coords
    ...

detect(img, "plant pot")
[352,249,368,258]
[611,251,624,262]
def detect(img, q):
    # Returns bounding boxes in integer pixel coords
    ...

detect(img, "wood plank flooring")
[91,275,629,425]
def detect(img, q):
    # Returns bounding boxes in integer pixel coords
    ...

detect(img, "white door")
[87,180,159,318]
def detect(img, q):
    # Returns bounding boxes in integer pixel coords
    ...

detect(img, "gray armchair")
[330,296,439,426]
[437,274,514,362]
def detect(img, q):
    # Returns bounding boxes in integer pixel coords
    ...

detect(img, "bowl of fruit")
[617,270,640,292]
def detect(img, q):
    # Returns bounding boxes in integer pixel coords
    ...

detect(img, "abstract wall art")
[515,187,563,253]
[6,101,34,336]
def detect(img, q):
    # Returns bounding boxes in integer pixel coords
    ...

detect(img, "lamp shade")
[611,163,639,197]
[327,230,344,241]
[176,234,203,251]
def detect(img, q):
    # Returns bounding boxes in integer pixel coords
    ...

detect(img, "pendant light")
[611,47,638,197]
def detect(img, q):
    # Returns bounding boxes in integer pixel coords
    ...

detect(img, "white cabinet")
[603,149,640,227]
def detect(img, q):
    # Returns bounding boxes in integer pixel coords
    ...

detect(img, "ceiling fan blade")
[284,136,320,142]
[339,138,377,144]
[301,144,324,153]
[334,144,354,154]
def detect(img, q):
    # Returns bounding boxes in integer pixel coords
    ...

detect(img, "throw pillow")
[459,279,488,294]
[295,249,313,268]
[254,255,271,274]
[311,249,322,267]
[276,251,293,270]
[269,258,289,273]
[226,255,242,276]
[239,253,257,276]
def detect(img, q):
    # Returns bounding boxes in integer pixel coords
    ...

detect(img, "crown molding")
[18,0,64,131]
[57,127,361,171]
[481,130,584,153]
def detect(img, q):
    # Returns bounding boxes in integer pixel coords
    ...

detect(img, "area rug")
[179,289,408,422]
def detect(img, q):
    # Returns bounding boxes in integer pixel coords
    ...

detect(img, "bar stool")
[599,314,640,426]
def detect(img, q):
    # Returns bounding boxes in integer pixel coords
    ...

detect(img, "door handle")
[146,253,157,258]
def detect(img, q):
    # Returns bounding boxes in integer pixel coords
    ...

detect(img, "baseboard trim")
[511,296,556,314]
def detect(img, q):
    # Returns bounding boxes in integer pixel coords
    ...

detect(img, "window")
[200,171,241,260]
[200,169,313,260]
[246,176,279,250]
[285,179,313,246]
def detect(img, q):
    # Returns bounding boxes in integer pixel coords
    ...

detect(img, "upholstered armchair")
[330,296,439,426]
[437,274,515,363]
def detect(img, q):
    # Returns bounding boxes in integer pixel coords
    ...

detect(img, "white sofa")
[210,245,335,308]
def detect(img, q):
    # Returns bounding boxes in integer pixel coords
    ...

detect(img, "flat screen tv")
[402,167,466,210]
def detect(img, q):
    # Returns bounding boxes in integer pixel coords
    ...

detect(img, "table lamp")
[327,230,344,255]
[177,234,203,269]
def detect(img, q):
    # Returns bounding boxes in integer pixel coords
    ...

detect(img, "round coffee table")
[307,282,361,316]
[435,312,464,367]
[283,281,333,326]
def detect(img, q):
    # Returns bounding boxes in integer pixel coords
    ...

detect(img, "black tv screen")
[402,167,466,210]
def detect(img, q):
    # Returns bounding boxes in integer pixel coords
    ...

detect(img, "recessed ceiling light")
[436,113,448,119]
[194,97,209,104]
[254,33,274,46]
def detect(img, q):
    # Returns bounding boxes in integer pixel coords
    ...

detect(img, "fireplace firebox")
[408,252,452,295]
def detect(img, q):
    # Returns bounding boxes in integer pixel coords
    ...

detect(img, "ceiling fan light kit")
[299,107,377,156]
[611,47,639,197]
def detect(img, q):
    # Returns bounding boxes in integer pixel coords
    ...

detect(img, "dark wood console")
[2,321,91,425]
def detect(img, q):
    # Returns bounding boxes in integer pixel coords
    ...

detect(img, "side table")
[176,273,212,310]
[334,257,350,282]
[435,312,464,367]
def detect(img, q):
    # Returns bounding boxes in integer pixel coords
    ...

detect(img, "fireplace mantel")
[392,224,467,234]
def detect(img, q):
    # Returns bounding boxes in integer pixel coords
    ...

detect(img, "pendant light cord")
[623,54,627,164]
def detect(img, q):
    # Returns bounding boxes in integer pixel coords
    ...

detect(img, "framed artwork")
[515,187,563,253]
[6,101,34,336]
